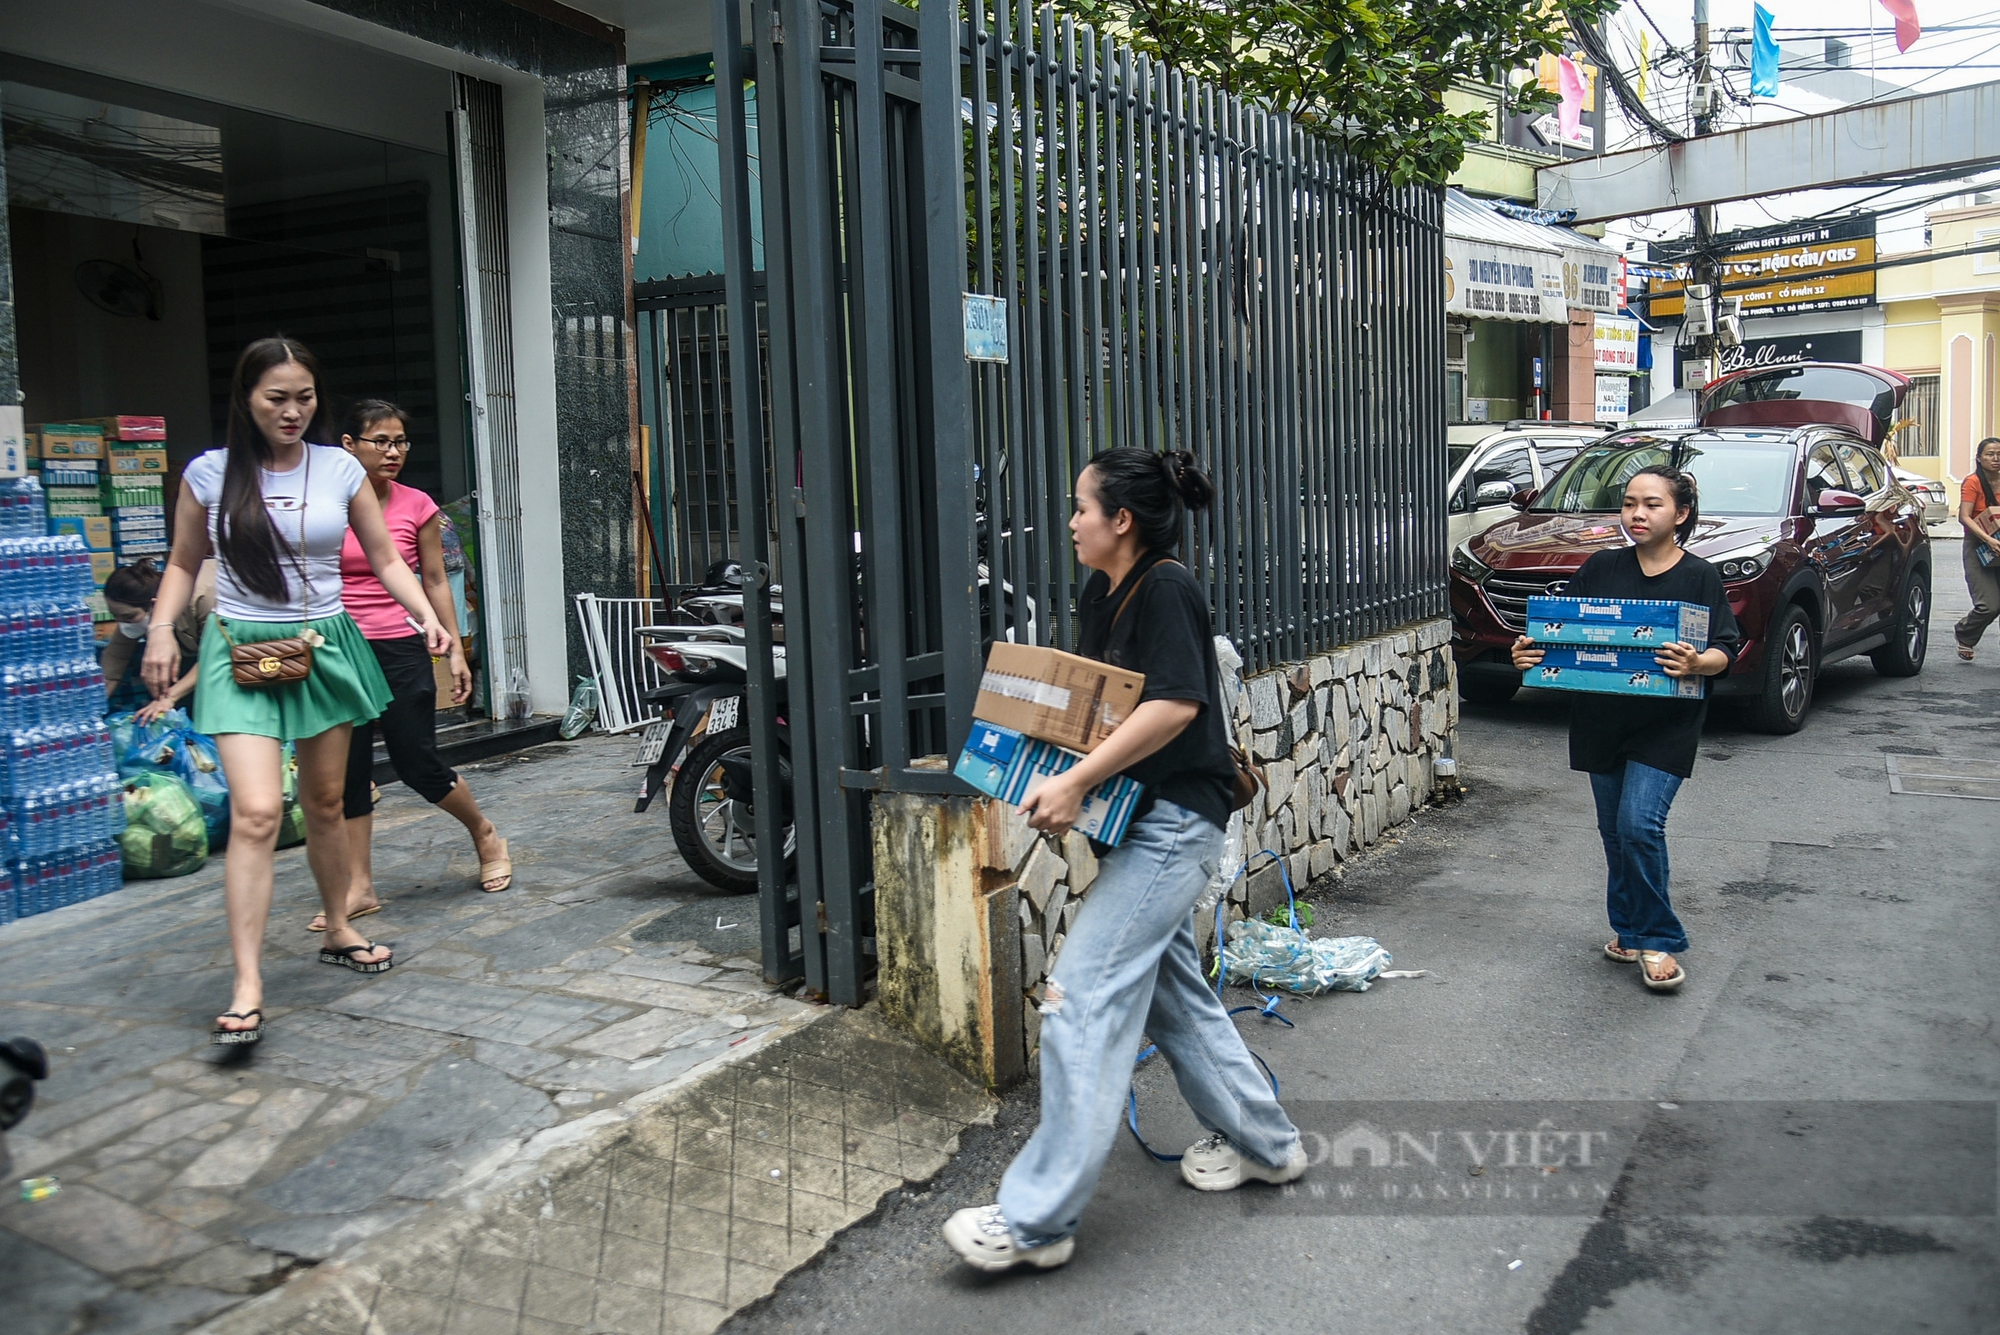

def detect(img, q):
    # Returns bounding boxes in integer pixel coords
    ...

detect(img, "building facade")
[1880,202,2000,484]
[0,0,665,712]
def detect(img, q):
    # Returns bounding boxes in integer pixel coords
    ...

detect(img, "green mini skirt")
[193,611,393,741]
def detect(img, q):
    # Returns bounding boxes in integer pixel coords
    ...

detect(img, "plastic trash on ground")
[119,772,209,878]
[112,709,231,846]
[559,675,600,740]
[1221,919,1392,994]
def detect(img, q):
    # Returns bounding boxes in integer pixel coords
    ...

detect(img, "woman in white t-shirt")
[144,337,449,1046]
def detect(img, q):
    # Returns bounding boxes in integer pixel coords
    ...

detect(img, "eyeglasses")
[355,436,413,453]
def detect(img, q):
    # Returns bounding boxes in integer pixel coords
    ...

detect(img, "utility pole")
[1688,0,1721,391]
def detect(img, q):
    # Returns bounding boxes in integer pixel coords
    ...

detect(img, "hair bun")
[1161,449,1215,512]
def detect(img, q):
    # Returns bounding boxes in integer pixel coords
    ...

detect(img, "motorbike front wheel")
[667,727,796,894]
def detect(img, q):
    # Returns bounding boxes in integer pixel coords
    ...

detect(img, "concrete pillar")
[1936,294,2000,479]
[872,791,1027,1090]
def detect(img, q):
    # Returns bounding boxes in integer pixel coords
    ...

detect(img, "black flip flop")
[212,1009,264,1046]
[319,941,394,974]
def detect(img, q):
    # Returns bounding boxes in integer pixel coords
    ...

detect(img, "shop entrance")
[3,54,493,710]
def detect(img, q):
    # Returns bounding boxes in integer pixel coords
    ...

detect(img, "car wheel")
[1748,604,1815,734]
[1869,568,1930,678]
[1457,672,1520,706]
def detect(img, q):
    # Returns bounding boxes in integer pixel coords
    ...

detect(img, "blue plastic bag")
[111,709,230,847]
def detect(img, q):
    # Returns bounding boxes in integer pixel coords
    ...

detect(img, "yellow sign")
[1650,224,1876,318]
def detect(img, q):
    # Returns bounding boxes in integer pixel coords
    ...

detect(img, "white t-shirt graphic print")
[182,445,369,621]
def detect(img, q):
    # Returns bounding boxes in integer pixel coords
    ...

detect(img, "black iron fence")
[967,3,1447,674]
[710,0,1445,1002]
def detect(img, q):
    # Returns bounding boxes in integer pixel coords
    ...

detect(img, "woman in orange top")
[1955,436,2000,661]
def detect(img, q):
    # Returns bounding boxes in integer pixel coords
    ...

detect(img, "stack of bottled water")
[0,475,124,924]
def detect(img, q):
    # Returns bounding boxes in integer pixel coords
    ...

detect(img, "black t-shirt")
[1076,553,1236,831]
[1561,546,1742,780]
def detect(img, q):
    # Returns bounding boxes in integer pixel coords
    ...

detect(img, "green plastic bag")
[119,772,210,879]
[276,742,306,849]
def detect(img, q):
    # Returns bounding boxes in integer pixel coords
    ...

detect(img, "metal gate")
[709,0,1445,1004]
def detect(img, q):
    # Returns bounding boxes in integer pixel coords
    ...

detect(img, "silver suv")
[1446,423,1605,548]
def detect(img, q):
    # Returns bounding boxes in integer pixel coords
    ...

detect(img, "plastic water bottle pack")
[0,481,126,920]
[1220,918,1393,995]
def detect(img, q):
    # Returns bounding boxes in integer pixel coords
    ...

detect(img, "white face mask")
[118,620,148,639]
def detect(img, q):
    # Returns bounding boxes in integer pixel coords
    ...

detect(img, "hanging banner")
[1562,247,1621,313]
[1594,315,1641,371]
[1646,217,1877,318]
[1444,237,1564,323]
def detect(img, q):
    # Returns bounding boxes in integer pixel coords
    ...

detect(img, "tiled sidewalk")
[0,736,990,1335]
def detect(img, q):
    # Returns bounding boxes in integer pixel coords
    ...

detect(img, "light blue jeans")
[997,799,1302,1246]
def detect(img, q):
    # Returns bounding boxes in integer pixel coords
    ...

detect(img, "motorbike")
[633,563,795,894]
[634,541,1035,895]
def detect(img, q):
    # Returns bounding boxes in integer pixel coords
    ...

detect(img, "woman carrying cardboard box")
[942,447,1304,1274]
[1510,465,1740,993]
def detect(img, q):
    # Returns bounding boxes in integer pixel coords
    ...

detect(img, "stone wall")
[873,616,1457,1087]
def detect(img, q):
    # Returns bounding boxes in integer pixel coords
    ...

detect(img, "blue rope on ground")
[1124,849,1295,1163]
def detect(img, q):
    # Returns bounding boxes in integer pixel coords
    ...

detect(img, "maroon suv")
[1450,364,1931,733]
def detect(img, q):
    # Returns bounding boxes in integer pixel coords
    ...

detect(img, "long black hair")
[218,336,326,602]
[1084,447,1216,552]
[1632,463,1700,545]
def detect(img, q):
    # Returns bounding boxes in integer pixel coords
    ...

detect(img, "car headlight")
[1450,542,1491,583]
[1714,542,1776,582]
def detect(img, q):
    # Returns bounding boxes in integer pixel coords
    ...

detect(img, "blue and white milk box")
[1528,663,1704,699]
[1526,595,1709,650]
[954,719,1145,845]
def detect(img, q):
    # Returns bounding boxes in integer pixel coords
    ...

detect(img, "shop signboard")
[1594,374,1630,423]
[1673,331,1863,390]
[1593,315,1641,372]
[1499,53,1604,159]
[1561,248,1620,313]
[1445,238,1564,323]
[1647,217,1876,319]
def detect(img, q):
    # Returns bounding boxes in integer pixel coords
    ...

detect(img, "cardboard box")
[35,425,105,459]
[77,416,166,441]
[89,551,118,586]
[1527,664,1703,699]
[106,450,168,475]
[975,642,1145,753]
[1526,596,1709,650]
[953,719,1145,845]
[49,516,113,549]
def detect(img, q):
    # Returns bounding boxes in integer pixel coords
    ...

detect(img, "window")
[1900,375,1940,457]
[1836,443,1884,496]
[1532,440,1585,483]
[1804,443,1848,505]
[1536,436,1798,516]
[1453,444,1534,512]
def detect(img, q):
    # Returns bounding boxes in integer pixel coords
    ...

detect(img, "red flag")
[1878,0,1921,53]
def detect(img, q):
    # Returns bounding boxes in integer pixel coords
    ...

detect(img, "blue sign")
[962,294,1009,363]
[1532,357,1544,389]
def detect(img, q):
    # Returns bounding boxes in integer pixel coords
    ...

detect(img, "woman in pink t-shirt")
[315,400,512,931]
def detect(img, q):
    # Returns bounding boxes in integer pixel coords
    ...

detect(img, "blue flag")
[1752,4,1781,98]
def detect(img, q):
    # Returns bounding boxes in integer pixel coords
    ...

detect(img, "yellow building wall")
[1875,204,2000,482]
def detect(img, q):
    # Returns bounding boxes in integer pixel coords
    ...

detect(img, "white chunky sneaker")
[1179,1133,1308,1191]
[942,1204,1075,1272]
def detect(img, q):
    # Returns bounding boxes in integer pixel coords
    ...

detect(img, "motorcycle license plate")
[638,718,674,765]
[705,695,741,733]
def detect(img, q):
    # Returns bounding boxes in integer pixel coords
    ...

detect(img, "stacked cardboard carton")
[952,643,1148,845]
[29,424,113,599]
[1522,595,1711,698]
[89,417,170,571]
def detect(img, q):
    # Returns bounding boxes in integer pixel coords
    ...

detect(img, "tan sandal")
[1604,941,1641,963]
[479,838,513,893]
[1639,950,1686,991]
[307,903,380,932]
[1959,644,1975,662]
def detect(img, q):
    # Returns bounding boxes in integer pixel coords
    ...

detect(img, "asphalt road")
[726,564,1999,1335]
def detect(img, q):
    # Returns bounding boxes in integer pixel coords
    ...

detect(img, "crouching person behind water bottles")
[942,447,1304,1274]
